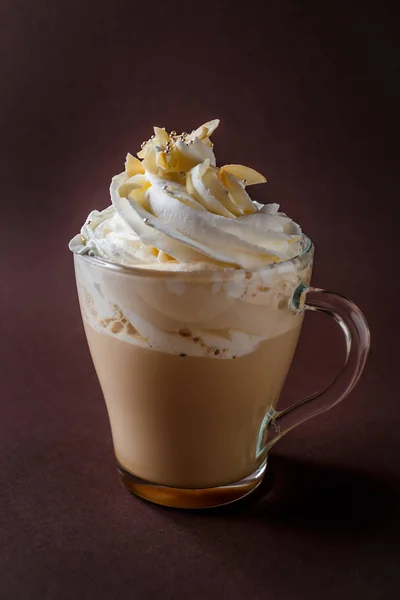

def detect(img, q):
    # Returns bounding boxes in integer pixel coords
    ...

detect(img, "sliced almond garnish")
[221,164,267,186]
[190,126,207,141]
[125,153,145,177]
[202,164,240,216]
[137,145,148,159]
[165,148,179,171]
[187,119,220,142]
[203,119,220,137]
[156,151,168,170]
[219,169,257,214]
[153,126,169,146]
[142,146,158,173]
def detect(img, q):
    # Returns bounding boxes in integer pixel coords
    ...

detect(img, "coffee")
[70,119,313,507]
[84,321,302,489]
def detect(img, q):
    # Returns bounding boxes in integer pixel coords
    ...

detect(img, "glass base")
[117,459,267,509]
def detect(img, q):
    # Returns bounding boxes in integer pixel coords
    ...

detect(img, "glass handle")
[258,285,371,454]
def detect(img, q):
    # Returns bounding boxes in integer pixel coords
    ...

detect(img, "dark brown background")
[1,1,399,598]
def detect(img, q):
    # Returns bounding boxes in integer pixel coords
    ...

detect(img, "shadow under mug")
[73,236,370,509]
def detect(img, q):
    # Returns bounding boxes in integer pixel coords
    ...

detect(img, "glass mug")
[73,235,370,509]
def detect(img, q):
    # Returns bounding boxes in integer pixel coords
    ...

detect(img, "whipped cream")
[71,120,311,358]
[75,252,311,359]
[69,120,302,270]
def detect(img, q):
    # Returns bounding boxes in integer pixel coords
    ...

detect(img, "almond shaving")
[153,126,169,145]
[125,153,145,177]
[187,119,220,142]
[156,151,168,170]
[221,164,266,186]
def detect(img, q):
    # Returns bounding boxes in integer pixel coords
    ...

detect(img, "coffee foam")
[74,255,312,359]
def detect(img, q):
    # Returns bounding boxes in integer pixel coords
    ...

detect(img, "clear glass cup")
[72,235,370,508]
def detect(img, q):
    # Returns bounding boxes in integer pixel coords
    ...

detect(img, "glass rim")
[73,234,313,279]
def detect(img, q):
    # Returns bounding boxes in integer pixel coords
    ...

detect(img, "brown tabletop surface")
[1,1,399,599]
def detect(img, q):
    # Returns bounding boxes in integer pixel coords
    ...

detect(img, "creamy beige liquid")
[84,321,302,489]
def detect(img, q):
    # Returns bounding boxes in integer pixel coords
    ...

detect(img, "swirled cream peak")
[69,120,302,269]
